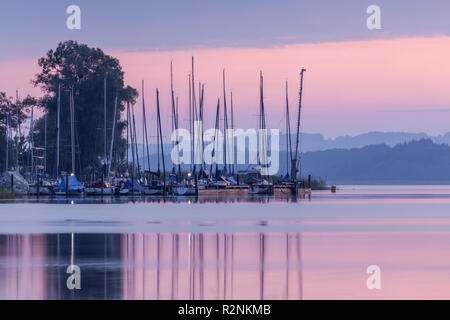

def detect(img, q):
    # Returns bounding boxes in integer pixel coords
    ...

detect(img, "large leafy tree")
[33,41,138,177]
[0,92,31,172]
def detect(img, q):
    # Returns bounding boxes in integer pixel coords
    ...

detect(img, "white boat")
[29,185,52,195]
[248,180,273,195]
[208,176,229,189]
[0,171,29,195]
[197,178,209,190]
[144,186,164,195]
[85,187,115,196]
[170,182,197,196]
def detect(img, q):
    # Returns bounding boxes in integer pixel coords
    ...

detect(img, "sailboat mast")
[170,61,181,176]
[156,94,161,174]
[293,68,306,180]
[44,112,47,173]
[188,74,192,172]
[126,100,129,174]
[108,95,118,177]
[222,70,229,175]
[230,92,234,175]
[15,90,19,169]
[176,96,181,177]
[104,77,107,171]
[5,110,9,172]
[70,88,75,174]
[142,80,151,172]
[30,103,34,175]
[259,71,267,177]
[142,81,145,172]
[191,57,197,173]
[56,84,61,176]
[156,89,166,189]
[131,103,140,177]
[127,101,135,176]
[211,99,220,175]
[200,84,205,172]
[285,81,293,175]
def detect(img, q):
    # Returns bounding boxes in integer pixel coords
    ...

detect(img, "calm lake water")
[2,185,450,300]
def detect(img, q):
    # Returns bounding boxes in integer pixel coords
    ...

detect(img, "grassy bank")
[0,187,23,199]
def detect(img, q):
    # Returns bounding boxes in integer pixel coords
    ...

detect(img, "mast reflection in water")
[0,233,303,300]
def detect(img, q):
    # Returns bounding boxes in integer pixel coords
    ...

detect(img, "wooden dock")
[197,184,312,196]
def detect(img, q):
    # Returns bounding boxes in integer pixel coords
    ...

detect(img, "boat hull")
[170,186,197,196]
[85,188,115,196]
[28,186,52,195]
[144,187,164,196]
[248,184,274,195]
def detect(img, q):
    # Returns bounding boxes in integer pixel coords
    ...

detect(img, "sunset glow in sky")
[2,1,450,138]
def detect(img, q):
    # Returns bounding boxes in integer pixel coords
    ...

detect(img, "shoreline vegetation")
[0,188,24,199]
[310,178,329,190]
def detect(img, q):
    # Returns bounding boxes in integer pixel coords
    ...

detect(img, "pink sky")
[2,36,450,138]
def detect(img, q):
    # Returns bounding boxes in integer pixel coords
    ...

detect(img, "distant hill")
[290,131,450,152]
[301,139,450,184]
[135,131,450,155]
[132,135,450,184]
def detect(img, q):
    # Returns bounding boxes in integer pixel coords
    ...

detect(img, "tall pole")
[44,112,47,173]
[5,110,9,172]
[170,61,180,176]
[188,74,192,172]
[176,96,181,177]
[104,77,107,171]
[56,84,61,176]
[293,68,306,181]
[131,103,140,177]
[15,90,19,169]
[259,71,267,177]
[108,95,118,177]
[156,89,166,191]
[126,100,129,173]
[230,92,234,175]
[222,70,229,175]
[142,81,145,172]
[286,81,293,176]
[70,88,75,174]
[191,57,197,173]
[127,101,135,176]
[29,104,34,175]
[200,84,205,172]
[211,99,220,175]
[142,80,151,172]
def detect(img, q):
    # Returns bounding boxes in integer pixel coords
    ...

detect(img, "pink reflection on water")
[0,235,47,300]
[2,230,450,299]
[121,233,304,300]
[120,231,450,300]
[301,232,450,299]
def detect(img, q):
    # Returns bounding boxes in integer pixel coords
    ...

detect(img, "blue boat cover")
[57,175,84,192]
[123,179,145,192]
[278,174,291,183]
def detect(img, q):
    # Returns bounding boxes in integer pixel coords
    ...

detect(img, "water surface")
[1,186,450,300]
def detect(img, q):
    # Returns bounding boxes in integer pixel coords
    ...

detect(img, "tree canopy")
[0,92,32,172]
[33,40,138,176]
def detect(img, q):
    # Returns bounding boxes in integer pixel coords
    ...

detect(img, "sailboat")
[118,100,144,196]
[54,87,84,196]
[169,60,197,196]
[142,79,163,196]
[54,173,84,196]
[25,98,52,195]
[85,78,117,196]
[248,72,274,195]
